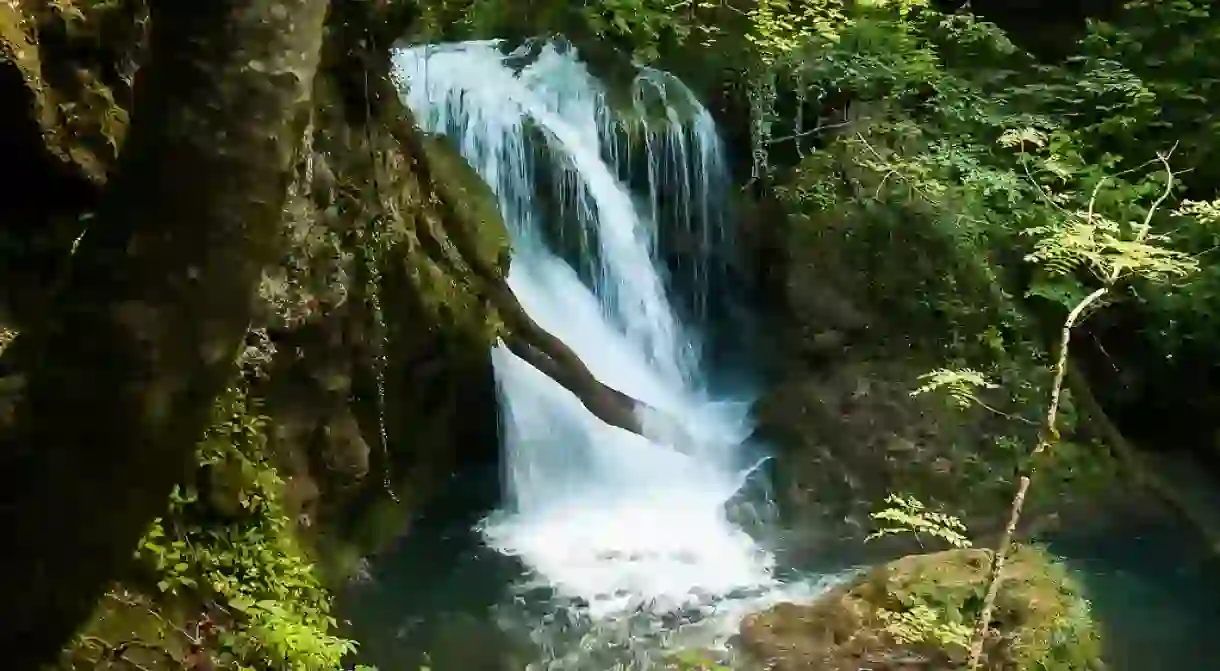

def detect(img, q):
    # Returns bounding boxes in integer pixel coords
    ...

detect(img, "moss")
[0,0,134,185]
[0,2,60,158]
[739,546,1104,670]
[759,121,1129,544]
[393,131,509,347]
[250,29,509,580]
[15,0,508,661]
[421,133,510,268]
[57,587,194,670]
[873,547,1100,668]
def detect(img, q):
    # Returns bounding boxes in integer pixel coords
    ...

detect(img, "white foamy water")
[391,39,781,628]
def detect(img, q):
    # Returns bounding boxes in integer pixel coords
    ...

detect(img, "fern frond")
[877,605,973,650]
[997,126,1048,150]
[867,494,972,549]
[911,368,997,409]
[1174,198,1220,225]
[1023,216,1197,283]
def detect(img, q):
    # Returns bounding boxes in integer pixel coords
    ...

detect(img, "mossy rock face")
[738,546,1104,671]
[10,0,510,666]
[253,38,511,577]
[0,0,144,328]
[421,132,511,267]
[56,587,195,670]
[0,0,138,185]
[752,117,1133,554]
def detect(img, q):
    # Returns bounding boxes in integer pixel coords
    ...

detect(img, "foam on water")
[392,39,782,633]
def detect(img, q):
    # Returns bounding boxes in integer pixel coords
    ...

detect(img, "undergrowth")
[129,385,368,671]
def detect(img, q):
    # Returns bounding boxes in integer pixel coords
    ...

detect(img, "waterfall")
[392,40,773,619]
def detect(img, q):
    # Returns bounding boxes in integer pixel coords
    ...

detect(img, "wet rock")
[201,460,251,520]
[738,546,1104,671]
[317,406,371,485]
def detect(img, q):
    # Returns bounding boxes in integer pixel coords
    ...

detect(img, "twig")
[853,131,944,208]
[975,398,1038,426]
[102,590,200,644]
[1135,144,1177,243]
[1017,146,1068,215]
[76,634,181,670]
[766,117,856,145]
[718,0,748,15]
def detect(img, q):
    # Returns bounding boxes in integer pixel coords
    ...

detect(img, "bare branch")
[766,116,856,145]
[966,283,1107,670]
[1136,144,1178,243]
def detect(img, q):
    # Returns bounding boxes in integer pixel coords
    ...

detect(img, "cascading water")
[389,40,815,664]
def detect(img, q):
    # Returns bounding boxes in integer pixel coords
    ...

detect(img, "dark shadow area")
[338,461,526,670]
[1045,513,1220,671]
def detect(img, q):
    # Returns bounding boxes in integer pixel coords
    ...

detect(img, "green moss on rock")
[0,0,136,184]
[57,588,189,670]
[421,133,510,267]
[15,0,510,664]
[251,25,511,578]
[739,546,1103,670]
[753,114,1133,552]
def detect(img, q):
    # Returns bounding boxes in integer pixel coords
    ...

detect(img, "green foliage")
[744,0,849,63]
[0,326,15,354]
[761,0,1220,478]
[1174,198,1220,225]
[867,494,972,549]
[875,603,973,651]
[134,386,363,670]
[666,649,731,671]
[911,368,997,410]
[583,0,719,61]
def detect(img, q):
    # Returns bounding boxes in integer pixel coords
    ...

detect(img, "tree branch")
[965,285,1107,670]
[1136,144,1178,242]
[0,1,330,666]
[492,283,647,437]
[765,116,855,145]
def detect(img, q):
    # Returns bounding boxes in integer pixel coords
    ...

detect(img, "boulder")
[738,546,1104,671]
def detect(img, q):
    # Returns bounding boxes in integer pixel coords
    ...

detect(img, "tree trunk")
[0,1,330,667]
[495,285,646,436]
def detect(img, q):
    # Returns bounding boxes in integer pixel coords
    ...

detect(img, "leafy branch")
[867,494,972,550]
[963,146,1197,670]
[911,368,1037,425]
[876,604,973,651]
[130,386,365,670]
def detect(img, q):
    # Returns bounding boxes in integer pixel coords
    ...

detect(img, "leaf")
[867,494,972,549]
[911,368,997,409]
[998,127,1048,149]
[1025,276,1089,311]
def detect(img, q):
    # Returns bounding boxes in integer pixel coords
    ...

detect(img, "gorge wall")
[3,1,1218,668]
[0,1,513,666]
